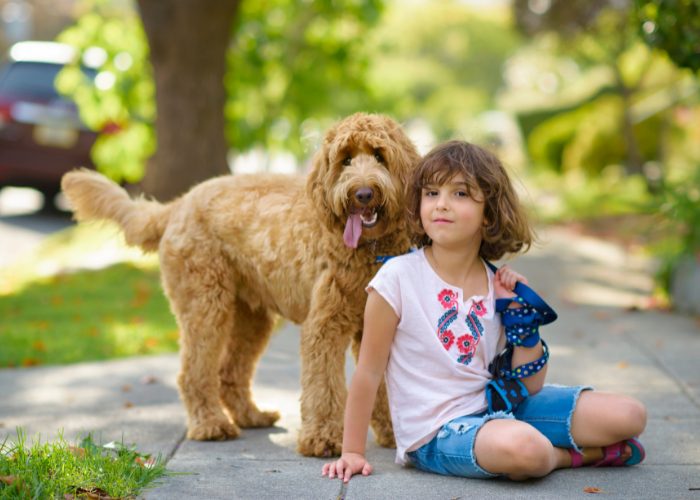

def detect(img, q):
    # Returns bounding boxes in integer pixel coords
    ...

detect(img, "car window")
[0,61,96,101]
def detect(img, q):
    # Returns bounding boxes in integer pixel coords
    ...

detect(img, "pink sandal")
[569,438,645,468]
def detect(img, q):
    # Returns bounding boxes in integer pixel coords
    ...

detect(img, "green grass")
[0,429,167,499]
[0,223,178,368]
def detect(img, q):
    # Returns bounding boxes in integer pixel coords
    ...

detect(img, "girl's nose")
[436,193,448,210]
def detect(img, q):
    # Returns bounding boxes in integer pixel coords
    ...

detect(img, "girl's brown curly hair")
[406,140,534,261]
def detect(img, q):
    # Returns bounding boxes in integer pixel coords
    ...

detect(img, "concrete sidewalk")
[1,227,699,499]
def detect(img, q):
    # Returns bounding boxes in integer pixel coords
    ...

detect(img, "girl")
[322,140,647,482]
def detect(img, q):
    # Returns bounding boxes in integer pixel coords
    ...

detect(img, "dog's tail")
[61,169,175,252]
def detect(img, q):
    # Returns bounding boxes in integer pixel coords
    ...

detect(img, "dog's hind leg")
[162,249,240,441]
[219,298,281,428]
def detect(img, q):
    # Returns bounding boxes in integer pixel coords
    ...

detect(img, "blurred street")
[0,187,73,266]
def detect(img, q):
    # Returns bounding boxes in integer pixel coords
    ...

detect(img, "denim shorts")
[407,384,592,479]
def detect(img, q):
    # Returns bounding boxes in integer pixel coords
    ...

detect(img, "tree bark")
[136,0,240,201]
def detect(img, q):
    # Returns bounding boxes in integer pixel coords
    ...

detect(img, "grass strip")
[0,429,167,499]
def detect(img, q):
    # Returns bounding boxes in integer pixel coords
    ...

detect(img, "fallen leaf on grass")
[583,486,603,494]
[134,456,156,468]
[71,486,114,499]
[69,446,86,458]
[32,340,47,352]
[131,281,152,308]
[21,358,41,367]
[0,475,18,485]
[143,337,159,349]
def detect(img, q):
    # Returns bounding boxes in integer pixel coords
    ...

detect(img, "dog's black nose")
[355,188,373,205]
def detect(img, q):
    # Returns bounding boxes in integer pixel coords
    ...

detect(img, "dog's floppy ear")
[386,120,421,198]
[306,139,338,232]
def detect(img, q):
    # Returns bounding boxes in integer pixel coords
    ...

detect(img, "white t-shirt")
[367,248,505,464]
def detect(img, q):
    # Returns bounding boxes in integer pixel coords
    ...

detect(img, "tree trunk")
[136,0,240,201]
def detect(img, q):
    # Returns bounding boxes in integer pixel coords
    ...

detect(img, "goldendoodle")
[61,112,420,457]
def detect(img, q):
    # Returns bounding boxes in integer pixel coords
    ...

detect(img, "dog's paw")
[297,428,343,457]
[187,418,241,441]
[236,409,281,428]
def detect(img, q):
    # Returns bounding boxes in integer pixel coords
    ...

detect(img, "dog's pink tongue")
[343,213,362,248]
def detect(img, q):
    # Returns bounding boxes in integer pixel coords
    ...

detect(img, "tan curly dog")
[61,113,420,457]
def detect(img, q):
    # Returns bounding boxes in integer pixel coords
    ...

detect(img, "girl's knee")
[482,425,554,476]
[509,431,555,473]
[622,397,647,436]
[575,392,647,441]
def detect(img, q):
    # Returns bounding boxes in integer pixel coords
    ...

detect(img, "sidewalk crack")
[164,429,187,463]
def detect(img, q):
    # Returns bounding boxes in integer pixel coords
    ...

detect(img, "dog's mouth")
[343,207,381,248]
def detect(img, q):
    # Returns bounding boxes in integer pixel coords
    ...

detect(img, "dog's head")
[306,113,420,248]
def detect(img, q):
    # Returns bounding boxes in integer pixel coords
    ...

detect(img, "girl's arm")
[494,266,547,395]
[322,289,398,483]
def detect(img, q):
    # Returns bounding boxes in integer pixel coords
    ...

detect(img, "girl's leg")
[569,391,647,464]
[473,419,571,480]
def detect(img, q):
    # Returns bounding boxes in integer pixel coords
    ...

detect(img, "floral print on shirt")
[436,288,486,366]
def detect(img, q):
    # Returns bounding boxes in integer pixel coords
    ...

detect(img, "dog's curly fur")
[61,113,420,457]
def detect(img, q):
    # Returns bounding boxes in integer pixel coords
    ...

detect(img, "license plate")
[33,124,79,148]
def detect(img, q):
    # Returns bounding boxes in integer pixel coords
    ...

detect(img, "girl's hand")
[322,452,373,483]
[494,265,528,299]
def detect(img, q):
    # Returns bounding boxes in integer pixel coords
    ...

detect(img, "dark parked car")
[0,41,98,209]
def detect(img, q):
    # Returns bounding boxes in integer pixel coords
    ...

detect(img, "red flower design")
[438,329,455,350]
[456,334,475,355]
[472,300,487,317]
[438,289,458,310]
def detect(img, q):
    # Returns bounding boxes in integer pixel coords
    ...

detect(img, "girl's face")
[419,173,485,251]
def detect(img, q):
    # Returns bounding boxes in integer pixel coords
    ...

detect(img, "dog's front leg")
[352,331,395,448]
[297,273,352,457]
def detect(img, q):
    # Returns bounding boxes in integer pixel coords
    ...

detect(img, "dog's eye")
[374,150,385,164]
[342,156,352,166]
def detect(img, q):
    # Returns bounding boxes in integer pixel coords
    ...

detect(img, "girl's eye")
[456,191,468,197]
[423,190,438,197]
[342,156,352,166]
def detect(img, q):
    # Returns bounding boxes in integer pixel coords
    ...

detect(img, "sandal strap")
[569,449,585,468]
[593,441,626,467]
[593,439,646,467]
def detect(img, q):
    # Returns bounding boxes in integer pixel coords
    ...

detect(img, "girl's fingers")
[362,462,373,476]
[343,467,353,483]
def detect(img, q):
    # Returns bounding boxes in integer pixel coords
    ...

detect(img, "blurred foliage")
[507,0,700,301]
[56,0,383,181]
[367,1,519,141]
[503,1,698,190]
[56,2,154,183]
[636,0,700,72]
[227,0,383,157]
